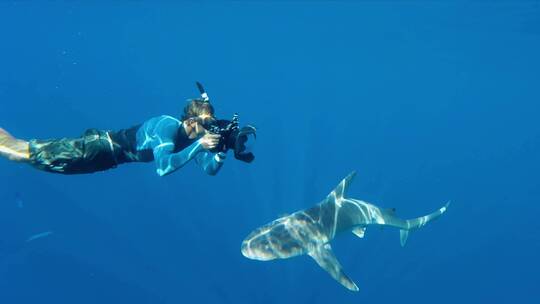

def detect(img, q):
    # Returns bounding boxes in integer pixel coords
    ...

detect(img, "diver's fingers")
[202,133,220,141]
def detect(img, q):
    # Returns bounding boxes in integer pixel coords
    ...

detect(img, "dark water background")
[1,2,539,303]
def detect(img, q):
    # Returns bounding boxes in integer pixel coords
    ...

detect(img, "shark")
[241,171,449,291]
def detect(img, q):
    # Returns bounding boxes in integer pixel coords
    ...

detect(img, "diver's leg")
[0,128,30,162]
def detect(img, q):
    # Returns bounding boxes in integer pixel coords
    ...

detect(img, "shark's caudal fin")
[308,244,359,292]
[399,201,450,247]
[327,171,356,203]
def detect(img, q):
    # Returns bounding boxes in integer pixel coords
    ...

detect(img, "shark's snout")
[241,232,276,261]
[241,219,312,262]
[240,240,251,259]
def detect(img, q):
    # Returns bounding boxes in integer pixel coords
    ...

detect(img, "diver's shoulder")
[161,115,181,124]
[146,115,181,126]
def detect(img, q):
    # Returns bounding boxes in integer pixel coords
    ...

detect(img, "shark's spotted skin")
[241,171,449,291]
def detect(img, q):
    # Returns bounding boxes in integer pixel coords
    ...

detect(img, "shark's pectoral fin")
[352,227,366,238]
[308,244,359,292]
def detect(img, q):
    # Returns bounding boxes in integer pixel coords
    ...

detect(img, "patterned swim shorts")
[29,129,120,174]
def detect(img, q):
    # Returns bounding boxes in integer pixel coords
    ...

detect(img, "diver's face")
[193,121,207,137]
[185,119,207,139]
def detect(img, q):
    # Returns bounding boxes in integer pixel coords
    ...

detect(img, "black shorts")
[29,129,123,174]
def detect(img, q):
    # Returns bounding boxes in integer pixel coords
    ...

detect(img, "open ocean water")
[0,2,539,304]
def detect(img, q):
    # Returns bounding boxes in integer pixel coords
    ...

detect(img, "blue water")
[1,2,539,303]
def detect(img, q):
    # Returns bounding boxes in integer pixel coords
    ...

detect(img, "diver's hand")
[199,133,221,150]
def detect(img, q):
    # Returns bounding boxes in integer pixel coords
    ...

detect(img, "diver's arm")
[195,151,226,176]
[137,115,201,176]
[153,140,205,177]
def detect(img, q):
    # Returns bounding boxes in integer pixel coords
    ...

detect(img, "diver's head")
[181,99,216,139]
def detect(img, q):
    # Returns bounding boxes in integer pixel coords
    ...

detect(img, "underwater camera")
[207,114,256,163]
[195,82,256,163]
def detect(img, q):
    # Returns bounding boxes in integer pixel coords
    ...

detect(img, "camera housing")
[207,114,255,163]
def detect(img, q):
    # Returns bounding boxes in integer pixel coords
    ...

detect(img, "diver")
[0,82,256,176]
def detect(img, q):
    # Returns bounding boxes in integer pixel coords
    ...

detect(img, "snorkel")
[196,81,210,102]
[194,82,256,163]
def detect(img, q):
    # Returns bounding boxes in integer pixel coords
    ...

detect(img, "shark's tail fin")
[399,201,450,247]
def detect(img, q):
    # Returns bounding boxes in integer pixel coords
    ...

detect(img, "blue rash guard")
[135,115,226,176]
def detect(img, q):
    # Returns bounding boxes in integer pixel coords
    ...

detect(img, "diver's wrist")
[195,138,207,151]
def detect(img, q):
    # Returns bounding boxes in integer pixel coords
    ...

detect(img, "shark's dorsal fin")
[308,244,359,292]
[352,227,366,238]
[327,171,356,203]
